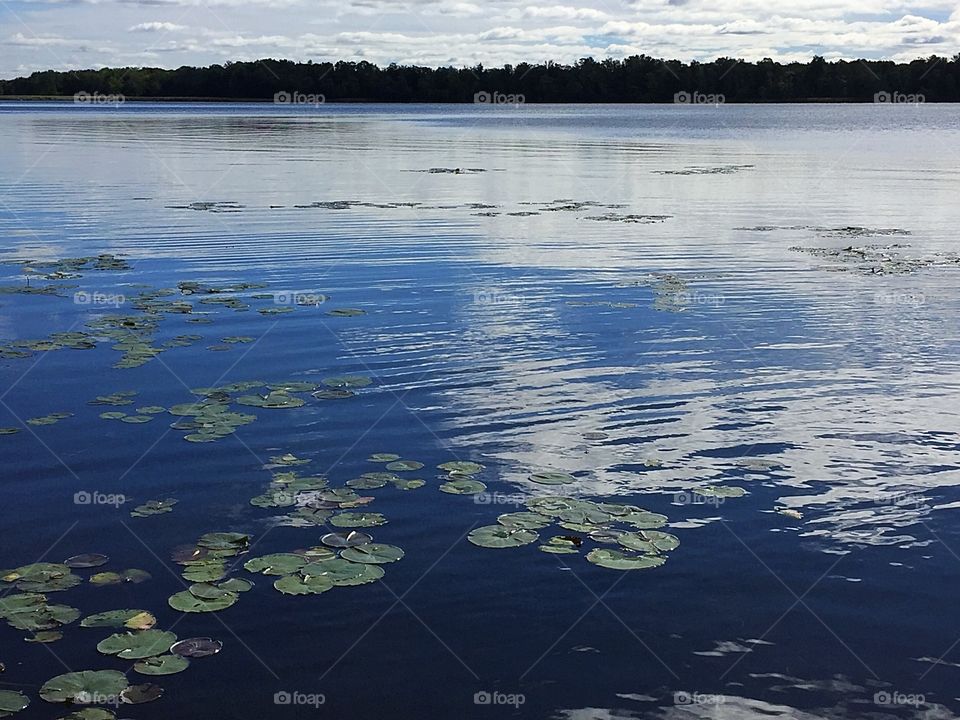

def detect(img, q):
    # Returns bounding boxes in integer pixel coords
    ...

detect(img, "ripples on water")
[1,103,959,719]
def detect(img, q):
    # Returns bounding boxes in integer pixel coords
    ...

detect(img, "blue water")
[1,102,960,720]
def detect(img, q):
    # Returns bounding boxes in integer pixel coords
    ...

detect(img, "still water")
[1,103,959,719]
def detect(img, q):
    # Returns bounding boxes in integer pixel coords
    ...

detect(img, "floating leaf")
[438,461,484,475]
[497,512,551,530]
[130,498,177,518]
[88,572,122,587]
[0,690,29,716]
[321,531,372,548]
[170,637,222,658]
[120,684,163,705]
[243,554,307,576]
[540,536,581,554]
[346,476,388,490]
[468,526,538,548]
[96,629,177,659]
[326,308,366,317]
[80,609,153,629]
[27,630,63,643]
[133,655,189,676]
[321,375,371,389]
[39,670,129,704]
[301,559,383,586]
[274,574,335,595]
[340,543,404,564]
[529,471,576,486]
[586,548,666,570]
[367,453,400,463]
[695,486,746,499]
[64,554,109,569]
[330,512,387,528]
[385,460,423,472]
[59,709,117,720]
[392,478,425,490]
[439,479,486,495]
[168,591,237,613]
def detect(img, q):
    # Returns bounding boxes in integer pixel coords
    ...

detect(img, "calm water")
[1,103,960,720]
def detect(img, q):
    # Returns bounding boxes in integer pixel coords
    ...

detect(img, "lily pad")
[695,486,747,498]
[0,690,29,716]
[168,590,238,613]
[529,471,577,486]
[498,512,551,530]
[64,554,109,569]
[96,629,177,659]
[368,453,400,462]
[438,461,484,475]
[39,670,129,704]
[273,574,335,595]
[392,478,426,490]
[540,536,581,554]
[439,479,486,495]
[586,548,666,570]
[80,609,154,629]
[120,684,162,705]
[170,637,222,657]
[385,460,423,472]
[321,531,372,548]
[243,553,307,576]
[340,543,405,564]
[133,655,189,676]
[330,512,387,528]
[468,525,538,548]
[321,375,372,389]
[302,558,384,586]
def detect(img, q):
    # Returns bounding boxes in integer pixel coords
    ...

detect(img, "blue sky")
[2,0,958,78]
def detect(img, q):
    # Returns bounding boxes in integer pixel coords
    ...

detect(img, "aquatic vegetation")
[97,629,177,659]
[39,670,129,704]
[469,526,539,548]
[134,655,190,675]
[130,498,178,518]
[26,412,73,427]
[529,471,577,486]
[385,459,423,471]
[340,543,404,564]
[695,486,746,499]
[586,548,666,570]
[439,478,487,495]
[438,460,484,475]
[656,164,754,175]
[330,512,387,528]
[80,609,156,629]
[170,637,222,657]
[64,554,109,568]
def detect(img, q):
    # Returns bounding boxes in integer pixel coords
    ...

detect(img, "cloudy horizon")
[2,0,958,79]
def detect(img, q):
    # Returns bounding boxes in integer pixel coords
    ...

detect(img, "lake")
[1,102,959,720]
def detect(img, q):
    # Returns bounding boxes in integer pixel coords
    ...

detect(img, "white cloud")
[128,21,187,32]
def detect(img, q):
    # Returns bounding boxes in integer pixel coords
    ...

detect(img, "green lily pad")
[0,427,20,435]
[392,478,426,490]
[321,375,372,389]
[130,498,177,518]
[99,412,126,420]
[438,461,485,475]
[64,554,109,568]
[622,511,669,530]
[439,479,486,495]
[133,655,189,676]
[301,559,384,586]
[639,530,680,552]
[321,531,372,548]
[39,670,129,703]
[540,536,582,554]
[80,609,152,629]
[326,308,366,317]
[586,548,666,570]
[497,512,551,530]
[243,553,307,576]
[6,604,79,631]
[273,574,335,595]
[468,525,538,548]
[27,630,63,643]
[340,543,405,564]
[218,578,254,593]
[119,683,163,704]
[385,460,423,472]
[529,471,577,485]
[330,512,387,528]
[197,532,249,551]
[0,690,29,716]
[58,709,117,720]
[346,476,388,490]
[96,629,177,659]
[168,590,238,613]
[368,453,401,462]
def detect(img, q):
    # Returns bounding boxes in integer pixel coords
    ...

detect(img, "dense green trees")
[2,55,958,101]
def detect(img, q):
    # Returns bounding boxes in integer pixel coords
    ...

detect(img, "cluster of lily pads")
[0,550,224,717]
[464,495,682,571]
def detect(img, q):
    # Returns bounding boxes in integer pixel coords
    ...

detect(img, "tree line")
[2,55,959,102]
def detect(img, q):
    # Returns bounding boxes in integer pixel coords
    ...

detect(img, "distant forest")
[2,55,959,102]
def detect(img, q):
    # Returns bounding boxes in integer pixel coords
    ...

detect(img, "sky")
[1,0,958,78]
